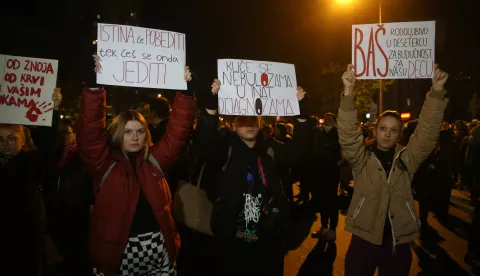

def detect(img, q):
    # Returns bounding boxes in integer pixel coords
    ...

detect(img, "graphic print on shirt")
[236,165,264,244]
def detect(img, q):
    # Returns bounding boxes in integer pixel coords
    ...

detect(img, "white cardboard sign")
[352,21,435,79]
[96,23,187,90]
[0,55,58,126]
[217,59,299,116]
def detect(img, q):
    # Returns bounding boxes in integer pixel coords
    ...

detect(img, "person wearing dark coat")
[193,79,310,276]
[0,91,62,276]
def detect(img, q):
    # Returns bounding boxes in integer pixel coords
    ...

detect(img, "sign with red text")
[0,55,58,126]
[352,21,435,79]
[96,23,186,90]
[217,59,299,116]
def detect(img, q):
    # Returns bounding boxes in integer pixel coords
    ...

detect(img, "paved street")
[284,185,476,276]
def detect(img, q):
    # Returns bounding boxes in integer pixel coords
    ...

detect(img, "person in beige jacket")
[338,64,449,276]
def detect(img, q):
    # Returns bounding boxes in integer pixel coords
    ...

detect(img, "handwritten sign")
[0,55,58,126]
[96,23,187,90]
[352,21,435,79]
[217,59,299,116]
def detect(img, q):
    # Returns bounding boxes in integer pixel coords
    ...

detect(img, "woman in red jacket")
[76,60,196,276]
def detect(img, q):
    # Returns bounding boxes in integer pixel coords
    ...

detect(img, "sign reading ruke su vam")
[352,21,435,79]
[96,23,187,90]
[0,55,58,126]
[217,59,300,116]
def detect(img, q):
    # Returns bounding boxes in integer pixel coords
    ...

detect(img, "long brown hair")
[107,109,152,160]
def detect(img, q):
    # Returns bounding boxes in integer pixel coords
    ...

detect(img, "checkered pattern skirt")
[93,231,175,276]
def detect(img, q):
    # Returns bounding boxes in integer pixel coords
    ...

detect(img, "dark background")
[1,0,478,120]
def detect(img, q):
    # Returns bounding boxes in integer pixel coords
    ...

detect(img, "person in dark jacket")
[194,78,309,276]
[137,96,171,144]
[77,58,195,276]
[0,90,62,276]
[310,112,342,241]
[43,119,93,275]
[465,126,480,273]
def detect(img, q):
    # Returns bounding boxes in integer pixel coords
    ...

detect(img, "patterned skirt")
[93,231,175,276]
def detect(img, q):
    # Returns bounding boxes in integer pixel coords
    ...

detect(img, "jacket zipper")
[352,197,365,219]
[373,150,403,255]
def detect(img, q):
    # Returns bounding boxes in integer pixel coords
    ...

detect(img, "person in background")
[441,120,450,131]
[286,123,294,138]
[453,120,469,186]
[274,122,292,143]
[43,118,93,275]
[430,129,455,223]
[339,64,449,276]
[310,112,342,241]
[465,125,480,273]
[137,96,172,143]
[0,90,62,275]
[79,57,195,276]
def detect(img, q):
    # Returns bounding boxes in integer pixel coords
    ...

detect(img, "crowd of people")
[1,60,479,276]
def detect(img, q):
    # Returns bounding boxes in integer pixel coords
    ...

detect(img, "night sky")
[1,0,478,119]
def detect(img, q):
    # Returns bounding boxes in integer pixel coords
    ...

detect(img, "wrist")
[206,108,218,115]
[344,88,354,96]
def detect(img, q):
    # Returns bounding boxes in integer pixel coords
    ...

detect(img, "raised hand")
[184,66,192,82]
[342,64,355,96]
[211,79,221,95]
[297,87,306,101]
[432,64,448,92]
[93,55,102,74]
[52,88,62,110]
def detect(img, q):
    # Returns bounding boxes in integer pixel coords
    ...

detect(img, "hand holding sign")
[342,65,355,96]
[93,55,102,74]
[52,88,62,110]
[296,87,306,102]
[184,66,192,82]
[211,78,221,95]
[432,64,448,92]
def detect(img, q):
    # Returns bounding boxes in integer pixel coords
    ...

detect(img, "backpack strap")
[222,146,233,172]
[147,153,164,177]
[266,146,275,164]
[99,161,117,191]
[98,154,164,192]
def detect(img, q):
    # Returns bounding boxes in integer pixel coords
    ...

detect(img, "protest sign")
[96,23,187,90]
[0,55,58,126]
[217,59,299,116]
[352,21,435,79]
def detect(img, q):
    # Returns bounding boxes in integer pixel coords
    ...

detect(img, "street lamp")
[335,0,353,5]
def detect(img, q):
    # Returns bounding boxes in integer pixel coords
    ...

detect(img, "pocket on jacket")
[405,201,420,226]
[349,196,377,233]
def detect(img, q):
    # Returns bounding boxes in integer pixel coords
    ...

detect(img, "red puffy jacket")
[76,88,195,276]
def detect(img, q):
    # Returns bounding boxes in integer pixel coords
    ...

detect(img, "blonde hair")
[107,110,152,160]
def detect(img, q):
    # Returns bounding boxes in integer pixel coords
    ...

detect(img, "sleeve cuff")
[340,94,356,111]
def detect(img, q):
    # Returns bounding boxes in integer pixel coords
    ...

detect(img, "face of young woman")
[0,126,25,157]
[123,120,147,153]
[374,116,402,151]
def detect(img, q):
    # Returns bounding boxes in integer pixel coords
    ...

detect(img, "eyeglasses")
[0,136,18,145]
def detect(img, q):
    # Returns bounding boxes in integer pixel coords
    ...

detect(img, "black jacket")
[193,111,309,243]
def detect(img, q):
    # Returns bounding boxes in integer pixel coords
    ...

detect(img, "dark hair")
[275,123,287,137]
[376,110,402,128]
[150,97,171,119]
[399,119,418,146]
[324,112,337,122]
[262,125,273,135]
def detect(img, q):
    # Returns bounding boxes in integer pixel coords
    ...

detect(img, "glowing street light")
[335,0,353,5]
[157,94,162,98]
